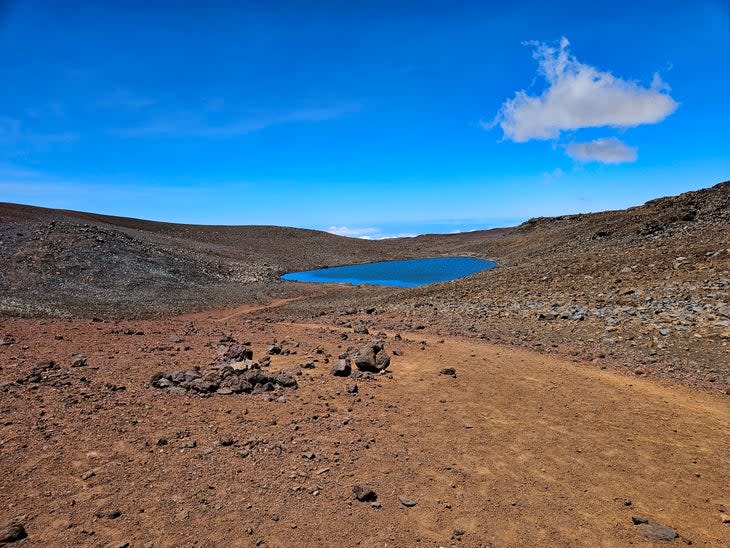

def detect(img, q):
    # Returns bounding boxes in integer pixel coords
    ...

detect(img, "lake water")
[281,257,496,287]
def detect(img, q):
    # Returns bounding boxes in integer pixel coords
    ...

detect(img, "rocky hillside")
[365,181,730,391]
[0,204,438,317]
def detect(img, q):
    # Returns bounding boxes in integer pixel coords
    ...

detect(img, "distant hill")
[0,181,728,318]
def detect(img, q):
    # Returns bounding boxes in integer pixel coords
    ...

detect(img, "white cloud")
[492,37,678,142]
[327,226,380,239]
[565,137,638,164]
[326,226,418,240]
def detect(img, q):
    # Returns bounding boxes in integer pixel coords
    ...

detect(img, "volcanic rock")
[353,485,377,502]
[330,358,351,377]
[353,341,390,373]
[634,522,679,541]
[0,523,27,544]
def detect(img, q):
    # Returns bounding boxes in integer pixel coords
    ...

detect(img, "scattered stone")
[150,372,173,388]
[220,346,254,363]
[439,367,457,377]
[632,516,649,525]
[302,452,315,460]
[267,344,282,355]
[720,513,730,524]
[398,495,417,507]
[81,470,96,480]
[70,354,87,367]
[94,509,122,519]
[354,324,369,334]
[218,438,235,447]
[331,359,351,377]
[634,522,678,541]
[346,383,358,394]
[0,523,27,544]
[353,485,377,502]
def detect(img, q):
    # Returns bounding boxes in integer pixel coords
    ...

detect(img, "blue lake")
[281,257,496,287]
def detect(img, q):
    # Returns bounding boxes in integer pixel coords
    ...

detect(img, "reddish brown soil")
[1,306,728,547]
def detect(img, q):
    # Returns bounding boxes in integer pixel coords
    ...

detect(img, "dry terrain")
[1,182,729,547]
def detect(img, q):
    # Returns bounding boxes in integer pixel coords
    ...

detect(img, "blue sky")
[1,0,729,237]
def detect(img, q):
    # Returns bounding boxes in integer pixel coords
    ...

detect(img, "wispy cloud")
[542,167,564,183]
[565,137,638,164]
[490,37,678,142]
[99,89,156,111]
[111,104,359,138]
[0,116,78,146]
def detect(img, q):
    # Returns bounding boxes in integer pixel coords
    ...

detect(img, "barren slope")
[0,313,728,547]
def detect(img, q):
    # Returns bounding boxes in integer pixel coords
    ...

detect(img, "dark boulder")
[275,372,298,388]
[353,341,390,373]
[244,369,276,387]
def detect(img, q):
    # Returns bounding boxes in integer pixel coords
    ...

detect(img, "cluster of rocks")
[151,366,297,396]
[150,343,297,396]
[7,360,73,390]
[330,340,391,377]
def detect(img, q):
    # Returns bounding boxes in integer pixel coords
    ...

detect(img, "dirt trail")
[179,296,314,322]
[0,315,728,547]
[284,320,730,545]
